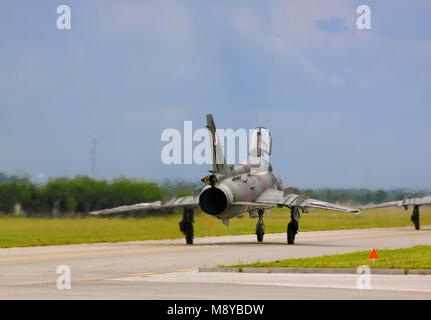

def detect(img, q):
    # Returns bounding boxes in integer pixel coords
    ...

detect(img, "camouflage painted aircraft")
[90,114,359,244]
[360,195,431,230]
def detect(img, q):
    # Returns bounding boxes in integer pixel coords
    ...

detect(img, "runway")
[0,226,431,299]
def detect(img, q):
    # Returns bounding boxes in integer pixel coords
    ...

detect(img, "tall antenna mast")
[91,135,97,179]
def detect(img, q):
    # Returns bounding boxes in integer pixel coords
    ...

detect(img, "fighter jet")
[90,114,359,244]
[360,195,430,230]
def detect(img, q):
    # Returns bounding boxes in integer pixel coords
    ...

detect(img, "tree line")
[0,173,197,217]
[0,172,428,217]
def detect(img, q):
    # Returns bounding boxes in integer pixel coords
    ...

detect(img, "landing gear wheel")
[287,206,300,245]
[180,221,194,244]
[256,222,265,242]
[185,223,194,244]
[413,218,420,230]
[287,222,296,244]
[411,214,420,230]
[180,207,195,245]
[411,205,420,230]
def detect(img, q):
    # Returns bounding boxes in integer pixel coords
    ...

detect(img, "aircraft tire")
[287,222,296,244]
[411,206,420,230]
[185,223,194,245]
[256,222,265,242]
[413,217,420,230]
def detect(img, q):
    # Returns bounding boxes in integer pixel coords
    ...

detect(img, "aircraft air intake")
[199,187,228,216]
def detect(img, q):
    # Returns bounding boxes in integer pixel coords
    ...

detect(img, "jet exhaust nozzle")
[199,187,228,216]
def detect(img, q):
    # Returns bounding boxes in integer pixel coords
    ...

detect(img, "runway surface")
[0,226,431,299]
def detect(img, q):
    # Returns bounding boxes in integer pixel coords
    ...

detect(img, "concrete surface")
[0,226,430,299]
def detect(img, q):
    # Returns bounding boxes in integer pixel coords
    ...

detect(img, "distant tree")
[323,188,334,203]
[373,190,388,204]
[0,172,11,183]
[0,171,429,215]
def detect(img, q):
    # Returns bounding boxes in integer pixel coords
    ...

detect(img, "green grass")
[0,207,430,248]
[226,246,431,270]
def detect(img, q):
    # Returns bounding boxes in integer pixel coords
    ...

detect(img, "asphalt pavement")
[0,226,430,299]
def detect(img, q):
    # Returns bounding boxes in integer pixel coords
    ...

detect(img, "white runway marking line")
[110,271,431,293]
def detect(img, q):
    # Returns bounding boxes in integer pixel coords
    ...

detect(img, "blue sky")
[1,0,430,189]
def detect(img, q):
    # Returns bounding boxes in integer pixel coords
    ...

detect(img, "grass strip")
[0,207,430,248]
[224,246,431,270]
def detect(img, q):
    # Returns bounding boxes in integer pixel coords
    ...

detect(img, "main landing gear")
[254,207,300,244]
[255,209,265,242]
[411,205,420,230]
[179,207,194,244]
[287,206,300,244]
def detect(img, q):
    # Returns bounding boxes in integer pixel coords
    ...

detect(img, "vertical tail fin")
[206,114,231,175]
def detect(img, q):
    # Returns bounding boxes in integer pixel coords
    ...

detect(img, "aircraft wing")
[89,195,199,216]
[234,188,359,213]
[360,200,403,210]
[361,195,431,210]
